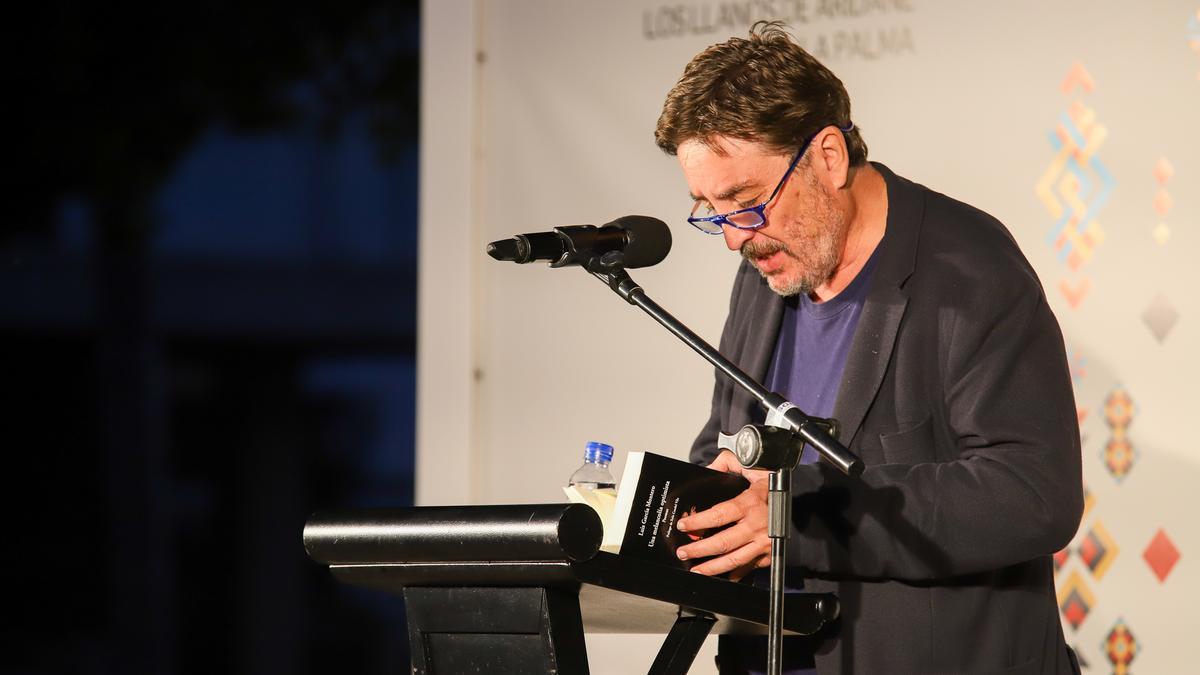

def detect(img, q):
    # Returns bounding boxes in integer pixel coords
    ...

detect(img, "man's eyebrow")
[689,182,755,203]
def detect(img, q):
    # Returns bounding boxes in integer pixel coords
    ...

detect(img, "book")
[563,451,749,569]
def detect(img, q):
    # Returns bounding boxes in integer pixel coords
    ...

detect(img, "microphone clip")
[716,417,840,471]
[548,225,628,273]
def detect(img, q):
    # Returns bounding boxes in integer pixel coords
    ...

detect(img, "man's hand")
[675,450,773,581]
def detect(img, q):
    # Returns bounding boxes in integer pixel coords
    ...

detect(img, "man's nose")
[722,224,755,252]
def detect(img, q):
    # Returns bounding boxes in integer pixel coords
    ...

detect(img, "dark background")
[5,3,422,673]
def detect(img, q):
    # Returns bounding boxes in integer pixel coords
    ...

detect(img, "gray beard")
[746,240,840,297]
[742,200,846,297]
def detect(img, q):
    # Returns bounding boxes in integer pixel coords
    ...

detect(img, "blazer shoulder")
[913,186,1043,295]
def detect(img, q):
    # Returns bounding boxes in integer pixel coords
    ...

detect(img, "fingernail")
[676,519,688,531]
[677,549,688,560]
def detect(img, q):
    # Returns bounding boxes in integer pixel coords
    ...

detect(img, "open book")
[564,451,749,569]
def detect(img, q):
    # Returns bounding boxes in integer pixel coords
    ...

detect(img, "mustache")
[741,239,788,261]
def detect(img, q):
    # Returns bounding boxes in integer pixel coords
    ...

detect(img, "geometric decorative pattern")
[1067,348,1088,385]
[1082,482,1096,520]
[1060,61,1095,94]
[1078,520,1118,580]
[1143,528,1181,582]
[1104,387,1134,427]
[1153,188,1173,216]
[1102,387,1138,482]
[1053,546,1071,573]
[1153,157,1174,245]
[1058,569,1095,631]
[1142,293,1179,343]
[1153,157,1174,184]
[1059,277,1091,309]
[1153,221,1171,245]
[1036,63,1112,310]
[1103,618,1138,675]
[1103,437,1138,482]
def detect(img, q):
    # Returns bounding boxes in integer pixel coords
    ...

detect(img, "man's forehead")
[678,136,779,202]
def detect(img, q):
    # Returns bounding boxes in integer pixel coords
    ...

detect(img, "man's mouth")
[755,250,789,274]
[743,242,788,274]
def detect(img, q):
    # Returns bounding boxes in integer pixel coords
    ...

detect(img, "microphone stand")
[585,262,862,675]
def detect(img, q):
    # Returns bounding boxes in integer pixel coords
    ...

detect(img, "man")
[658,23,1083,674]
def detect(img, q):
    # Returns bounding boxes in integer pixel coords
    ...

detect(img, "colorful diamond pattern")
[1103,437,1138,482]
[1060,61,1094,93]
[1053,546,1070,573]
[1036,63,1113,310]
[1104,389,1134,427]
[1153,222,1171,245]
[1153,157,1174,184]
[1102,388,1137,482]
[1058,277,1091,309]
[1078,521,1118,580]
[1153,188,1174,216]
[1103,619,1138,675]
[1152,157,1175,245]
[1143,528,1181,582]
[1067,348,1087,384]
[1057,570,1095,631]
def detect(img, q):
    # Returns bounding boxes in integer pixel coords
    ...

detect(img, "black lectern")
[304,503,838,674]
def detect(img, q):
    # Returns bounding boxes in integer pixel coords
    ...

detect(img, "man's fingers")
[676,522,748,561]
[676,496,743,533]
[687,540,770,577]
[677,482,766,532]
[727,554,772,582]
[728,561,756,583]
[706,449,743,474]
[707,449,772,483]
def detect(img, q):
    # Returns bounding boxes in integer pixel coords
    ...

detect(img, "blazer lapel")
[833,163,922,447]
[745,287,785,383]
[729,265,785,428]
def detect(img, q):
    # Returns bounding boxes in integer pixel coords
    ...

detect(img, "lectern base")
[650,611,717,675]
[404,586,590,674]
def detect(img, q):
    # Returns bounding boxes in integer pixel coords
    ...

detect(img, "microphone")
[486,215,671,271]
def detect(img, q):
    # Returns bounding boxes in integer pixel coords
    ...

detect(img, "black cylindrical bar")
[303,503,603,565]
[628,289,772,407]
[783,407,863,476]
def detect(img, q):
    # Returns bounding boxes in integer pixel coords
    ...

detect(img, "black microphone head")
[610,215,671,268]
[487,238,521,261]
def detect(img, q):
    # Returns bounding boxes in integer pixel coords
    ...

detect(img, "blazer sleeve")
[789,249,1084,581]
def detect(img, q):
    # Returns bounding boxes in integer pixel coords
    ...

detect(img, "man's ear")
[813,125,850,190]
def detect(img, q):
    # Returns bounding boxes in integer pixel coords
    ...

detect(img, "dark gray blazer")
[692,164,1083,674]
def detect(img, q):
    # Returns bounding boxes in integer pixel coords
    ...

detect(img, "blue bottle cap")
[584,441,614,463]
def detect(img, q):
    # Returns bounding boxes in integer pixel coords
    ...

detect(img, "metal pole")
[767,468,791,675]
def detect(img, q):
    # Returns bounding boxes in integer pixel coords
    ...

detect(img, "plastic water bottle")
[568,441,616,491]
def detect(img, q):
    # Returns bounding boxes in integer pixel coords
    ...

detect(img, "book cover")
[566,451,749,569]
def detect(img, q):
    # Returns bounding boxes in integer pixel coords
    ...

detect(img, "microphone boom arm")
[591,266,863,477]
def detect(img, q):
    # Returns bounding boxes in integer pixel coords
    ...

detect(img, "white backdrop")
[420,1,1199,671]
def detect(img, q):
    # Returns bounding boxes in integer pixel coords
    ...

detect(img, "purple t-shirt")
[725,249,879,674]
[765,247,880,460]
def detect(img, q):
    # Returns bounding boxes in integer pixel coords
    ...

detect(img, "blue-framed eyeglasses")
[686,123,851,235]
